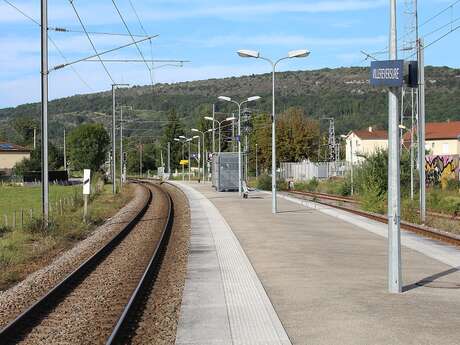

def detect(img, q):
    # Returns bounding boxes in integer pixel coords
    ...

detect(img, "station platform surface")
[174,182,460,345]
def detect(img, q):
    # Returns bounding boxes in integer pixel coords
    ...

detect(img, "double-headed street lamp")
[179,135,193,181]
[192,128,213,181]
[238,49,310,214]
[174,137,187,181]
[204,116,236,153]
[218,96,261,195]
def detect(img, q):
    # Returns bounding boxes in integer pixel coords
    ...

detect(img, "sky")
[0,0,459,108]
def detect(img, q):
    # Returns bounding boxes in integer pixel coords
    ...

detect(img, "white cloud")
[184,34,387,48]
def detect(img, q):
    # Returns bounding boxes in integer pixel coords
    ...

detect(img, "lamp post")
[111,83,129,194]
[118,105,132,188]
[218,96,261,195]
[204,116,235,153]
[238,49,310,213]
[174,137,187,181]
[255,143,258,178]
[192,128,213,182]
[340,134,354,196]
[191,135,200,180]
[179,135,193,181]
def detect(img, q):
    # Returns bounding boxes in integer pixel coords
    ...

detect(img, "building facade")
[0,142,31,175]
[344,127,388,164]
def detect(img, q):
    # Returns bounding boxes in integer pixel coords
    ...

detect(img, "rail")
[286,190,460,247]
[0,181,153,342]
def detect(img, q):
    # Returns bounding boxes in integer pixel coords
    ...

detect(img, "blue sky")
[0,0,458,108]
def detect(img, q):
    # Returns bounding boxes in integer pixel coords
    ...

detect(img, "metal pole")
[168,141,171,174]
[238,104,242,195]
[63,128,67,173]
[139,143,143,177]
[256,143,258,177]
[388,0,402,293]
[271,63,277,214]
[202,133,205,182]
[245,133,248,181]
[218,122,222,153]
[197,137,201,181]
[182,143,185,181]
[111,85,116,194]
[410,89,415,200]
[33,128,36,150]
[212,104,216,153]
[418,38,426,222]
[188,140,191,181]
[41,0,49,224]
[350,140,354,196]
[120,106,123,188]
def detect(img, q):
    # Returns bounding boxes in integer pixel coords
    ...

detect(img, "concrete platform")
[175,182,460,345]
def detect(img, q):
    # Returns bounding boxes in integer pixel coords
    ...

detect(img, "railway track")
[286,190,460,247]
[0,181,174,344]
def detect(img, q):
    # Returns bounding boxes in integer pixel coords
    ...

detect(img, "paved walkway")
[175,182,460,345]
[174,182,291,345]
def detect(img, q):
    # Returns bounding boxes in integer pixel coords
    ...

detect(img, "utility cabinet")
[212,152,239,192]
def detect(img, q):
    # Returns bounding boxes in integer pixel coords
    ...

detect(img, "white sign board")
[83,169,91,195]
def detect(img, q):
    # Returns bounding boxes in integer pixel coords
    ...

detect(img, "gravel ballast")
[0,183,149,330]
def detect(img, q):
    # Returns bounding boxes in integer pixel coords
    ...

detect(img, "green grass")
[0,184,81,225]
[0,182,134,289]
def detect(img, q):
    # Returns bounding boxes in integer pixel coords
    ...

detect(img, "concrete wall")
[0,152,30,170]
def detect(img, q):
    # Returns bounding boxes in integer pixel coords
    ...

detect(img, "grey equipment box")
[212,152,239,192]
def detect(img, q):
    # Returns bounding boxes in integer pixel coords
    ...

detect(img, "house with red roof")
[403,120,460,155]
[343,127,388,164]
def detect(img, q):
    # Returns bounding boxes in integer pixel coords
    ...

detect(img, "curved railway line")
[285,190,460,247]
[0,180,176,345]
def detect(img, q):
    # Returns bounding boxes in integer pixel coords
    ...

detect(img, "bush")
[297,177,319,192]
[257,174,271,191]
[256,174,287,191]
[359,183,386,214]
[445,179,460,191]
[0,225,11,237]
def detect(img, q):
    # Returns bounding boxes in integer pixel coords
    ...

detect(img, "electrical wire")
[2,0,93,91]
[110,0,152,82]
[68,0,115,84]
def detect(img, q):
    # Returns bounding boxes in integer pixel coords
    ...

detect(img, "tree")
[277,107,320,162]
[126,142,157,175]
[67,123,110,172]
[160,108,185,171]
[13,144,63,176]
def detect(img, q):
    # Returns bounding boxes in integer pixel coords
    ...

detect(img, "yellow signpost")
[180,160,189,166]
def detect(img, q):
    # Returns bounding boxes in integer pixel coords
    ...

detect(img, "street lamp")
[340,134,354,196]
[218,96,261,195]
[175,137,188,181]
[191,135,200,180]
[204,116,235,153]
[238,49,310,213]
[192,128,213,182]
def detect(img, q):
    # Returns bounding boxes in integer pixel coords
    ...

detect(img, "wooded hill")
[1,66,460,147]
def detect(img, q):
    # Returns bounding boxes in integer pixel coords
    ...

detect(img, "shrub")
[256,174,271,191]
[445,179,460,192]
[256,174,286,191]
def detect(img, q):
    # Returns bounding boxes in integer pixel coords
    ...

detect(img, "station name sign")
[370,60,404,87]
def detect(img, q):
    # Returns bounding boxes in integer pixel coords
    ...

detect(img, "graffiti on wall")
[425,155,459,188]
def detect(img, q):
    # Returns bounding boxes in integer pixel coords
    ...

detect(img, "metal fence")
[280,160,349,181]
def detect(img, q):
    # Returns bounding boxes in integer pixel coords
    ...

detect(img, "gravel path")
[130,182,191,345]
[0,183,148,330]
[15,183,169,344]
